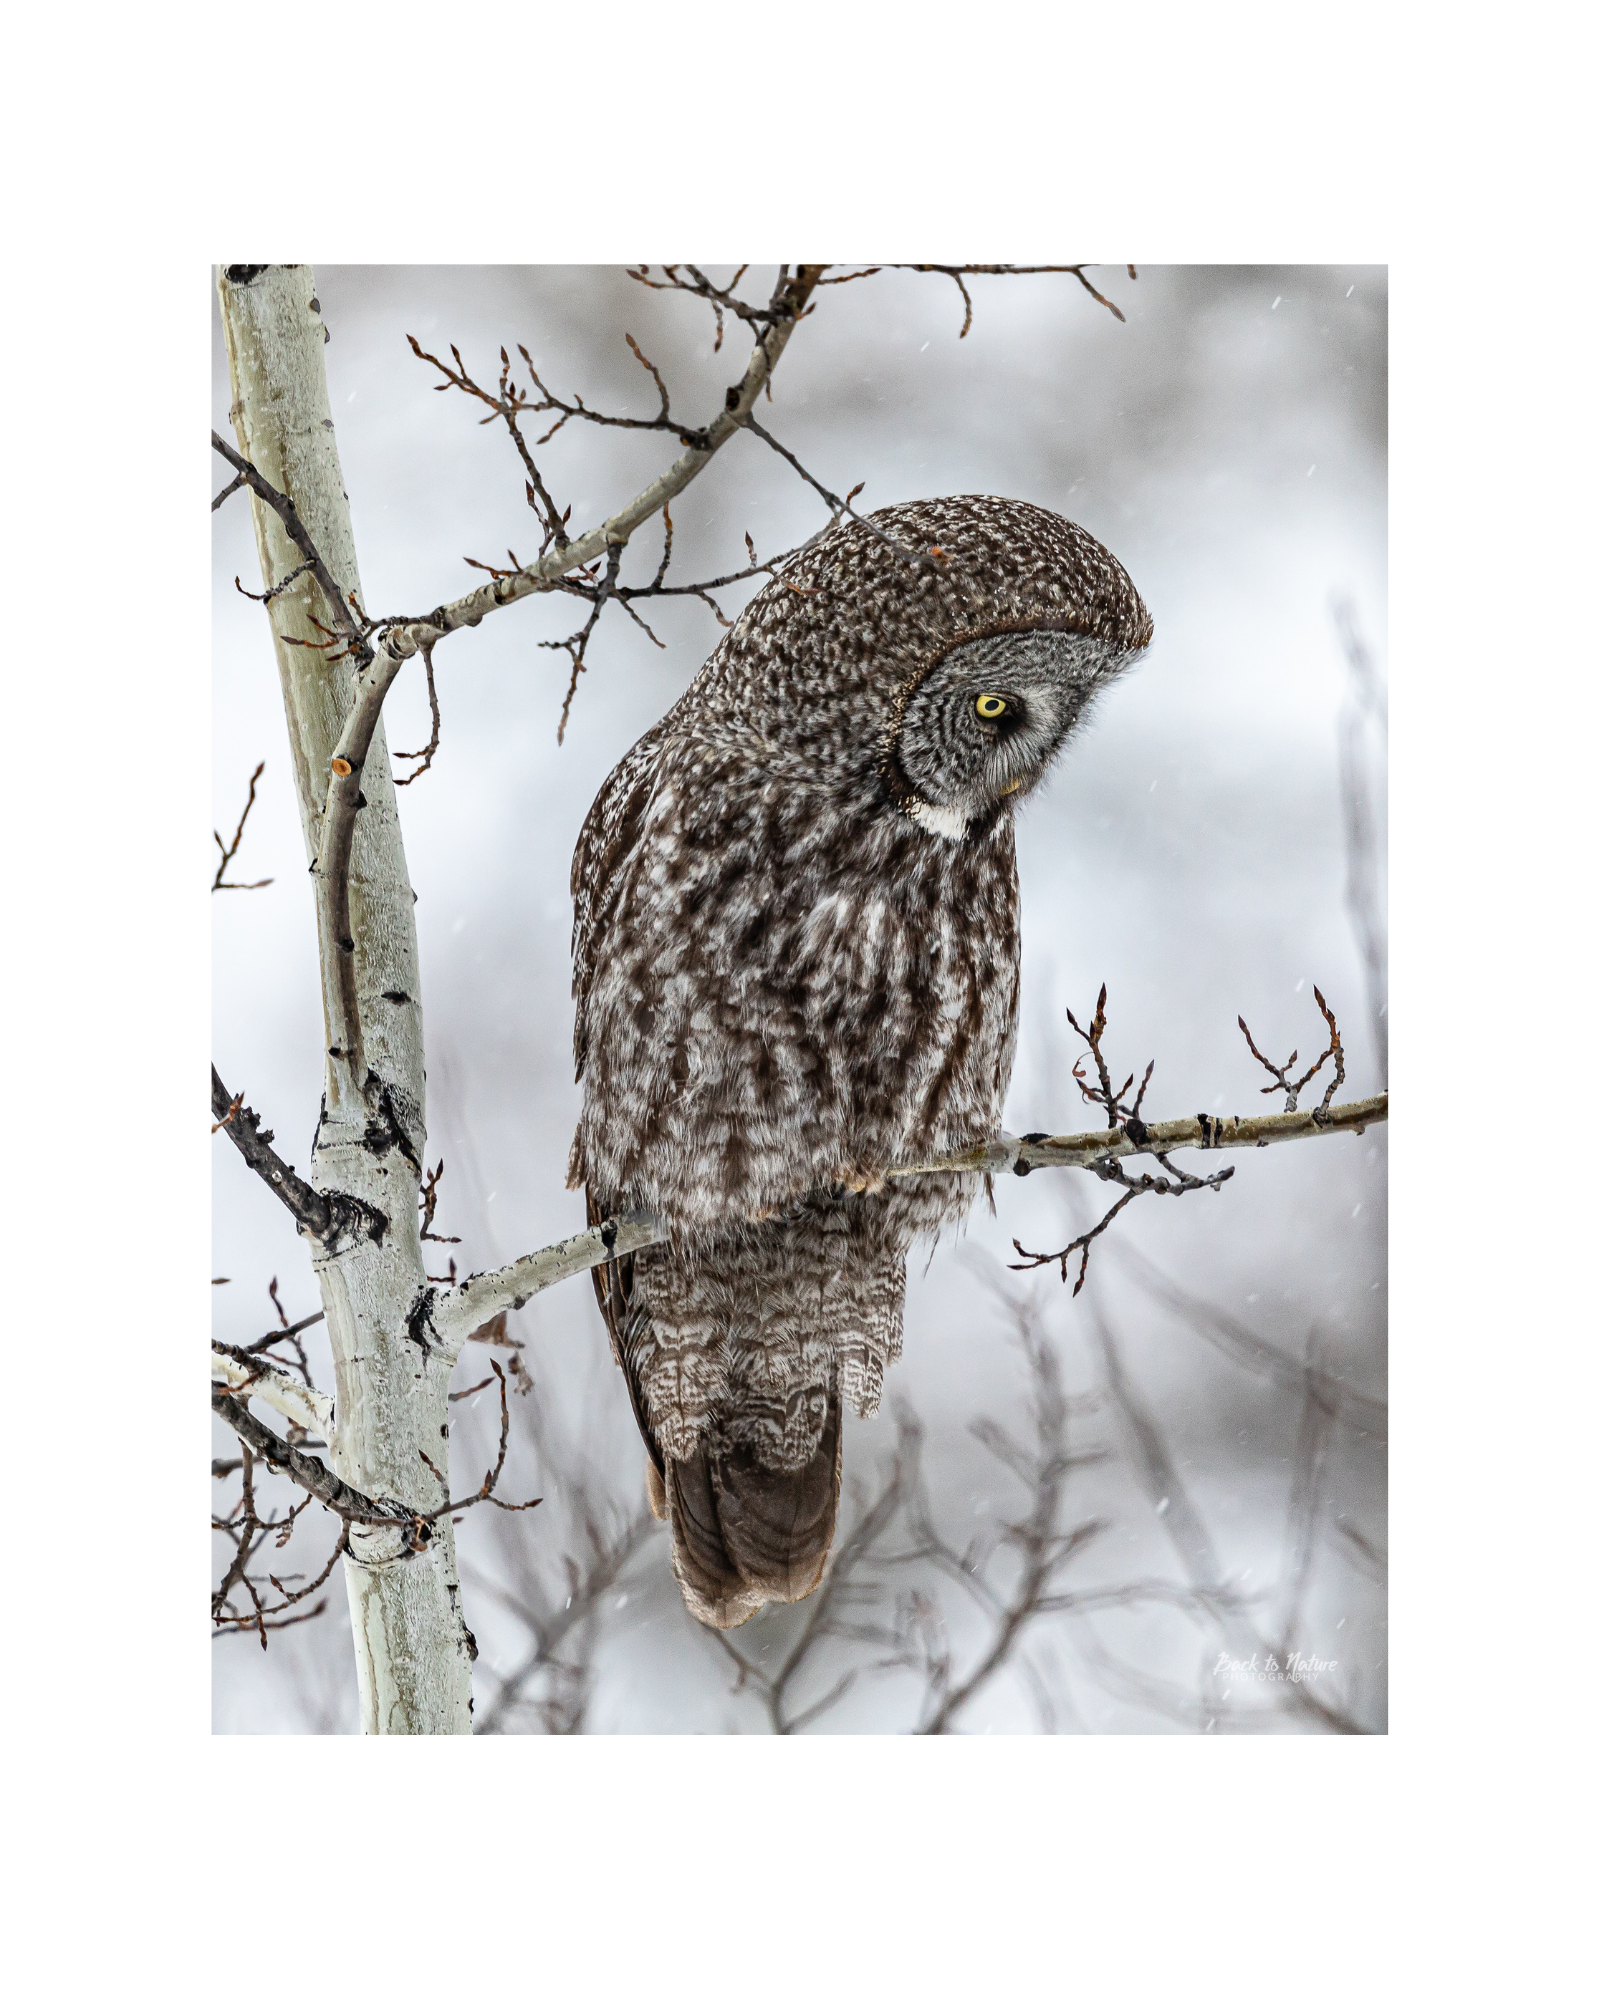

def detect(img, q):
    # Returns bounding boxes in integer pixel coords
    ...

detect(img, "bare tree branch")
[210,1065,332,1240]
[214,1361,538,1547]
[431,1212,664,1358]
[212,761,273,891]
[211,1387,420,1533]
[313,643,412,1081]
[231,1308,326,1358]
[892,1093,1388,1180]
[210,430,365,649]
[362,267,826,677]
[1010,988,1367,1290]
[430,1069,1385,1352]
[393,640,442,787]
[1237,985,1346,1116]
[549,543,623,746]
[915,1321,1106,1733]
[1273,1324,1339,1659]
[418,1158,461,1244]
[211,1348,333,1439]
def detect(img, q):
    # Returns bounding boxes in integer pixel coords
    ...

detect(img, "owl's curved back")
[676,494,1153,785]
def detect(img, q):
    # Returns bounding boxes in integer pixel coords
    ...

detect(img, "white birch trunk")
[218,264,473,1733]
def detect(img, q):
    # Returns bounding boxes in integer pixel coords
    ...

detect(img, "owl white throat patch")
[904,795,970,842]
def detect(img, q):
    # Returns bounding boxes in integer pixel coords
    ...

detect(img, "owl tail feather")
[660,1394,844,1630]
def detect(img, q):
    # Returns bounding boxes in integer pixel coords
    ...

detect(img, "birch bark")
[218,263,472,1733]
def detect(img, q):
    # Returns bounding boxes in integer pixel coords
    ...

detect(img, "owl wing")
[582,1182,666,1483]
[572,725,675,1501]
[587,1166,845,1594]
[570,715,674,1083]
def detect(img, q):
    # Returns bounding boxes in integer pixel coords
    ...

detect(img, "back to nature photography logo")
[1214,1650,1337,1685]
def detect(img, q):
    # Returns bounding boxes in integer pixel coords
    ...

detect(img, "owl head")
[692,494,1152,838]
[887,623,1134,839]
[870,497,1152,839]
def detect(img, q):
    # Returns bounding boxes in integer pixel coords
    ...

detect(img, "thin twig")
[210,432,365,650]
[418,1159,461,1243]
[393,640,442,786]
[550,543,623,746]
[1237,986,1346,1118]
[367,267,825,700]
[212,762,273,891]
[809,262,1134,341]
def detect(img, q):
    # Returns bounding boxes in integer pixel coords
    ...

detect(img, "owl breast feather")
[572,745,1020,1233]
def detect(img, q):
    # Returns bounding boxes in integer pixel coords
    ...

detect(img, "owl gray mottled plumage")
[569,494,1151,1626]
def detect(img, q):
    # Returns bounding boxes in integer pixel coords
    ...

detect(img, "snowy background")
[212,264,1386,1733]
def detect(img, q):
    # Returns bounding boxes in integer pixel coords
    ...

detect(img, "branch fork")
[1010,986,1366,1294]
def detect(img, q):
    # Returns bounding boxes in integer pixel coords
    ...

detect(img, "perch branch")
[892,1095,1387,1179]
[1010,988,1361,1291]
[429,1077,1384,1350]
[431,1213,665,1357]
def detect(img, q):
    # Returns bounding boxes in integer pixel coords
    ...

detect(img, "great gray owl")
[569,494,1151,1627]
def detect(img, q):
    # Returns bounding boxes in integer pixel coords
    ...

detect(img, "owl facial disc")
[889,626,1132,836]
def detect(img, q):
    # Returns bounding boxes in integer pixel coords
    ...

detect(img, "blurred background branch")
[1333,597,1389,1083]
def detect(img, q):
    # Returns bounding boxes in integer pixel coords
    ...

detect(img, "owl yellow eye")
[975,694,1008,720]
